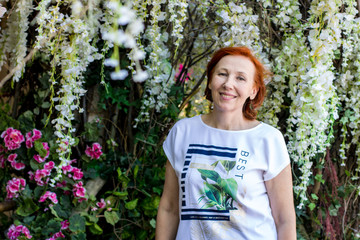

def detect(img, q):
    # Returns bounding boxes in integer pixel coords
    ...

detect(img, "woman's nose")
[222,76,235,88]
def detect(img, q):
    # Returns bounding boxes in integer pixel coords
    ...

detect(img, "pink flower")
[96,198,106,209]
[73,181,86,198]
[78,197,87,202]
[6,178,26,199]
[33,154,46,163]
[34,169,51,186]
[56,180,67,188]
[11,161,25,170]
[53,231,65,238]
[71,167,83,180]
[7,224,32,239]
[25,129,42,148]
[39,191,58,204]
[44,161,55,170]
[33,142,50,163]
[28,171,34,180]
[85,143,103,159]
[1,127,24,150]
[61,220,69,230]
[61,164,72,174]
[7,153,17,162]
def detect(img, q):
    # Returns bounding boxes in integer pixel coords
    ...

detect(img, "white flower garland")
[134,0,174,125]
[286,0,342,208]
[2,0,33,82]
[168,0,188,54]
[33,0,102,185]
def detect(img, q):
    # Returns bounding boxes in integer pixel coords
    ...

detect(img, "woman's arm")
[155,160,180,240]
[265,164,296,240]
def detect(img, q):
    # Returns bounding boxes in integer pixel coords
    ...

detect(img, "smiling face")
[209,55,258,115]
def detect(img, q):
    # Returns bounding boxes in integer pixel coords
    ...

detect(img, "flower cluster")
[7,153,25,170]
[73,181,86,200]
[134,0,175,125]
[39,191,58,204]
[1,127,24,150]
[29,161,55,186]
[167,0,188,52]
[215,2,261,49]
[62,163,84,181]
[6,177,26,199]
[7,224,32,240]
[33,142,50,163]
[91,198,112,211]
[25,129,41,148]
[102,1,147,82]
[85,142,103,160]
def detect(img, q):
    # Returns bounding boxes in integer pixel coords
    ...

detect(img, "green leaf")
[49,205,62,220]
[315,174,325,184]
[125,199,138,210]
[30,159,41,171]
[219,160,236,172]
[42,219,61,235]
[150,218,156,229]
[308,202,316,211]
[34,141,47,158]
[41,102,51,108]
[16,198,39,216]
[69,214,86,232]
[105,211,120,226]
[134,165,139,179]
[18,110,35,132]
[311,193,318,200]
[219,178,238,202]
[197,169,220,183]
[89,222,103,235]
[204,182,222,206]
[52,204,70,219]
[71,232,86,240]
[112,191,128,200]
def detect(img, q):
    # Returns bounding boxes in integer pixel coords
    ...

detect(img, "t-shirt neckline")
[198,115,263,133]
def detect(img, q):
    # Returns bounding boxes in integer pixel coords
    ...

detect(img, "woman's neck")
[202,111,259,131]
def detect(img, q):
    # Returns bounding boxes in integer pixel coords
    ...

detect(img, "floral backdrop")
[0,0,359,239]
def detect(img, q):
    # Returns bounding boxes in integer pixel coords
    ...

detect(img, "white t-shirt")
[163,115,290,240]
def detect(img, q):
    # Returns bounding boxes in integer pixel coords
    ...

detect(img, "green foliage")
[69,214,86,232]
[16,198,39,217]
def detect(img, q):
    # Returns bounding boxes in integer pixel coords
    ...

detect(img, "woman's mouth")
[220,93,236,99]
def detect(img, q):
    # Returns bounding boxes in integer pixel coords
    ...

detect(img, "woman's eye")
[237,76,245,81]
[218,73,227,76]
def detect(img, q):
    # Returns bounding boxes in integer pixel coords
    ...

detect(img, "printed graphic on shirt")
[180,144,248,222]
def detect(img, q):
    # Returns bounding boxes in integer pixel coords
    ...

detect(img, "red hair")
[204,46,267,120]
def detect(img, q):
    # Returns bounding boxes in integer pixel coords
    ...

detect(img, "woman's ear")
[250,87,258,100]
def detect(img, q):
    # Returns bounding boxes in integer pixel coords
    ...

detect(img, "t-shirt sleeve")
[162,123,178,171]
[263,129,290,181]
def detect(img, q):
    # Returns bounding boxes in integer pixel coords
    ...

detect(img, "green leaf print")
[219,160,236,173]
[219,178,238,201]
[198,169,220,182]
[204,182,222,206]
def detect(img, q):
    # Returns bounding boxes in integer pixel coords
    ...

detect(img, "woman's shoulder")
[172,115,201,129]
[256,122,285,139]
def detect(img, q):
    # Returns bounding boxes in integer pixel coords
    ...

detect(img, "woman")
[156,46,296,239]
